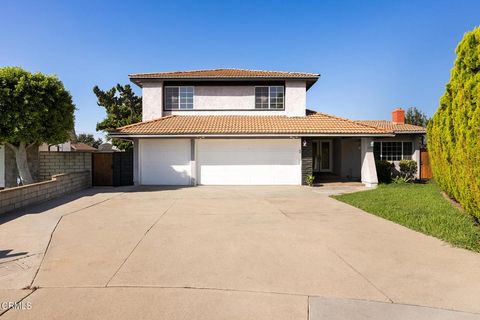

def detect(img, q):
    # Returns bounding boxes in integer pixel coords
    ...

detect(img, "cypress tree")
[427,27,480,219]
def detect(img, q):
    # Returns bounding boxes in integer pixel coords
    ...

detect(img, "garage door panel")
[139,139,191,185]
[197,139,301,185]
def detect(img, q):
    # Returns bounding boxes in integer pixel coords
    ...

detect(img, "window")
[255,86,284,109]
[373,141,414,161]
[402,142,413,160]
[165,86,193,110]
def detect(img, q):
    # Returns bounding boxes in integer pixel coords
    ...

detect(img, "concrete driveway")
[0,185,479,319]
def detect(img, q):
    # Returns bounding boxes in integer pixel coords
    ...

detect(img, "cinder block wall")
[0,171,91,215]
[4,146,39,187]
[39,152,92,181]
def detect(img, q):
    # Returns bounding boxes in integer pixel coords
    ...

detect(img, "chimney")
[392,108,405,124]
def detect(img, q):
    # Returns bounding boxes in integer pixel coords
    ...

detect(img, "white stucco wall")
[340,138,361,180]
[142,81,163,121]
[361,138,378,187]
[141,81,307,118]
[285,80,306,117]
[193,86,254,110]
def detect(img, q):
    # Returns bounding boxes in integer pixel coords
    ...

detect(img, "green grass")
[333,182,480,252]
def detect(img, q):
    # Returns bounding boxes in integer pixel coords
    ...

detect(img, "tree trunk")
[6,142,34,185]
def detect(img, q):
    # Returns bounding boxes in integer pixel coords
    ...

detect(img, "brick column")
[301,138,313,185]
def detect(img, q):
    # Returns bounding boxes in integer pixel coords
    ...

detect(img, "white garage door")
[139,139,191,185]
[197,139,301,185]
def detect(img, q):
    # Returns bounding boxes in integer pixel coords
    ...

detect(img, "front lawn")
[333,182,480,252]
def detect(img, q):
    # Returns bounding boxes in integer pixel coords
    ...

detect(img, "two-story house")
[109,69,426,187]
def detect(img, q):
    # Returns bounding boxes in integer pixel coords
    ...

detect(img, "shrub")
[427,27,480,219]
[305,175,315,186]
[392,175,410,184]
[375,160,393,183]
[399,160,417,181]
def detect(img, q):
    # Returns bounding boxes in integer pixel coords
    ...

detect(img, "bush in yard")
[399,160,417,181]
[375,160,393,183]
[427,27,480,219]
[305,175,315,186]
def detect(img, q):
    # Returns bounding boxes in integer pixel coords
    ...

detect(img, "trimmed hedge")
[375,160,393,183]
[427,27,480,219]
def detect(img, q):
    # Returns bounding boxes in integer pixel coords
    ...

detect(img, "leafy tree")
[405,107,429,127]
[76,133,103,148]
[95,84,141,151]
[0,67,75,184]
[427,27,480,219]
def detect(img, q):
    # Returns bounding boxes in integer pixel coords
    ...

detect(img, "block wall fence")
[0,171,91,215]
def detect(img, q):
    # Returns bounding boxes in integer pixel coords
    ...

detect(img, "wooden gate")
[420,148,433,180]
[92,153,113,186]
[92,152,133,186]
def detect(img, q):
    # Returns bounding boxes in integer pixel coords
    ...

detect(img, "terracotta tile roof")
[71,143,98,151]
[129,68,320,80]
[111,112,391,136]
[356,120,426,134]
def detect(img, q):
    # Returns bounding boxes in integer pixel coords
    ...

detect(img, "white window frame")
[375,141,413,161]
[254,86,284,110]
[164,86,194,110]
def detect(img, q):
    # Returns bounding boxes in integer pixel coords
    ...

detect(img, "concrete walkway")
[0,186,479,319]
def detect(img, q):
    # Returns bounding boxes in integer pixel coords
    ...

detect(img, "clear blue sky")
[2,0,479,139]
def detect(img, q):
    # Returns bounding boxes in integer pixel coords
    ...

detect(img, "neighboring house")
[39,142,98,152]
[39,142,71,152]
[0,144,39,189]
[109,69,426,187]
[71,143,98,152]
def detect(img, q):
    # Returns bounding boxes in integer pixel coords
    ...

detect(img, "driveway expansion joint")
[30,193,125,288]
[105,199,177,287]
[327,247,393,303]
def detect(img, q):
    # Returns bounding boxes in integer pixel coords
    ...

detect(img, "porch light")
[303,140,307,147]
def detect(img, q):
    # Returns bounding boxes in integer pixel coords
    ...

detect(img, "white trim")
[375,141,413,161]
[254,85,284,110]
[164,86,194,110]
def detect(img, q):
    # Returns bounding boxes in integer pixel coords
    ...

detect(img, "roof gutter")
[109,132,395,139]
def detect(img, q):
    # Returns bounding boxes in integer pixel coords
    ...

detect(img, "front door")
[313,140,332,172]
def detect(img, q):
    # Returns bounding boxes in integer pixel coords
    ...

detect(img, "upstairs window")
[255,86,284,109]
[373,141,413,161]
[165,86,194,110]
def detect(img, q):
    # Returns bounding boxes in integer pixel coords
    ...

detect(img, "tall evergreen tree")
[427,27,480,219]
[94,84,142,151]
[76,133,103,148]
[405,107,429,127]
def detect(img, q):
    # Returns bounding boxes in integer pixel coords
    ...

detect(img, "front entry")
[312,140,332,173]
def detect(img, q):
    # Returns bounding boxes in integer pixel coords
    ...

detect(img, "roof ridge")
[129,68,228,77]
[129,68,320,77]
[356,120,426,129]
[314,112,392,133]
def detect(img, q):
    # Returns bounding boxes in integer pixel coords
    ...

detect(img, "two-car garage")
[138,138,301,185]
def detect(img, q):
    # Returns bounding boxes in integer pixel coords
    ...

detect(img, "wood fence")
[420,148,433,180]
